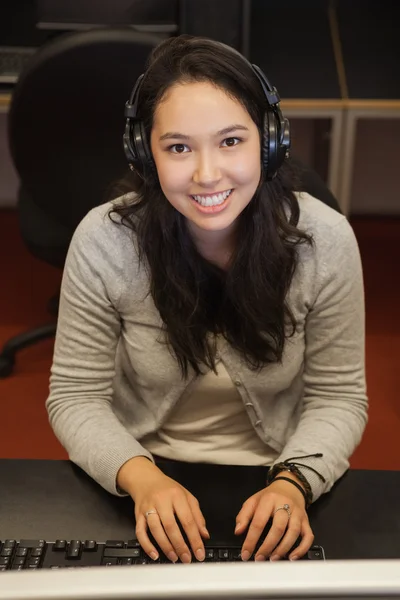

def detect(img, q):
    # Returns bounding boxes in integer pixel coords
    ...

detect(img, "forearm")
[117,456,161,497]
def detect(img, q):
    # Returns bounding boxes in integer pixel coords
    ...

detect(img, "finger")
[145,512,179,563]
[135,514,161,561]
[235,495,259,535]
[246,509,289,561]
[288,521,315,561]
[241,502,273,561]
[174,500,206,562]
[187,495,210,538]
[157,505,192,563]
[258,517,302,561]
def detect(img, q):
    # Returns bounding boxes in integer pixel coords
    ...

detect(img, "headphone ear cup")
[263,111,290,180]
[132,120,154,173]
[123,119,137,166]
[263,110,279,180]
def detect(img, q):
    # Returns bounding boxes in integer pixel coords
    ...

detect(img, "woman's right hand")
[120,458,209,563]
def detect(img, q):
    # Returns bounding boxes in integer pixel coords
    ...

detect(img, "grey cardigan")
[47,192,368,501]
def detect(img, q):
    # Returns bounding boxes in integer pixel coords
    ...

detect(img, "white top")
[143,358,277,465]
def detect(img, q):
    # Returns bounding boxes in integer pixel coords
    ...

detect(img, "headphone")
[123,40,290,181]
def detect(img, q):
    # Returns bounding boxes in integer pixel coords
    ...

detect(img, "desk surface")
[1,459,400,560]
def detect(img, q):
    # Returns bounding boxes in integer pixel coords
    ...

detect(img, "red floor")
[0,210,399,468]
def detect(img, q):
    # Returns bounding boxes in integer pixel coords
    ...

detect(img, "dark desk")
[1,459,400,560]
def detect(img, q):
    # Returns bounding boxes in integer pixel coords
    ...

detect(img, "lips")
[191,189,233,207]
[189,189,234,214]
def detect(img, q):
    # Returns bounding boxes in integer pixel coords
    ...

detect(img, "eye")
[221,137,241,147]
[168,143,190,154]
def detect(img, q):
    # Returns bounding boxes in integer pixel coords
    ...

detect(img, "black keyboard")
[0,46,37,83]
[0,539,325,570]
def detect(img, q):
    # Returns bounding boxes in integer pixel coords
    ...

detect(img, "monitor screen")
[36,0,179,33]
[1,560,400,600]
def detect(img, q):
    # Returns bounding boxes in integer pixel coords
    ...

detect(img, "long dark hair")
[110,35,313,378]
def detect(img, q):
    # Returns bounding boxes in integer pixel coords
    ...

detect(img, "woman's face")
[150,81,261,239]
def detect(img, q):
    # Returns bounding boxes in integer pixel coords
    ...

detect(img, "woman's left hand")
[235,479,314,561]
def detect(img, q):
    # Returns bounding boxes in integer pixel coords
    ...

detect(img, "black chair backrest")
[8,28,161,231]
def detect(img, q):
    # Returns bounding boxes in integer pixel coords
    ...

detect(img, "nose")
[192,150,222,188]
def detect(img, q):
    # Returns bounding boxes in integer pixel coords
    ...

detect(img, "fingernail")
[167,551,178,563]
[150,551,158,561]
[290,555,299,561]
[270,554,280,562]
[235,523,241,533]
[196,548,205,561]
[181,552,191,564]
[255,554,266,562]
[241,550,250,561]
[203,527,210,538]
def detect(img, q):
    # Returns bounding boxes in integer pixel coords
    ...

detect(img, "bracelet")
[269,476,308,507]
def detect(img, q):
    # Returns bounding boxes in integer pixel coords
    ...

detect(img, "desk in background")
[1,459,400,560]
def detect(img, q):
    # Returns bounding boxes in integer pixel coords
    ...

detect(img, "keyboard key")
[16,548,28,557]
[0,549,12,557]
[53,540,67,551]
[0,557,10,566]
[105,541,124,548]
[84,540,97,551]
[104,548,140,558]
[126,540,140,548]
[31,548,43,557]
[19,540,45,549]
[231,549,242,560]
[27,557,40,566]
[67,541,82,559]
[121,558,134,565]
[4,540,16,549]
[205,549,214,560]
[12,557,25,566]
[0,567,7,571]
[218,550,230,560]
[102,558,118,566]
[307,547,323,560]
[11,565,24,570]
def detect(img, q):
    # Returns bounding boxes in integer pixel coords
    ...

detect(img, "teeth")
[192,189,232,207]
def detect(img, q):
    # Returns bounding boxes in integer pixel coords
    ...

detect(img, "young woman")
[46,35,367,565]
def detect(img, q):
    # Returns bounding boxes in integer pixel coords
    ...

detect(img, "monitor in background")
[1,560,400,600]
[35,0,179,34]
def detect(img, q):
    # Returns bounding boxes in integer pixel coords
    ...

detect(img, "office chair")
[0,28,161,377]
[0,29,342,378]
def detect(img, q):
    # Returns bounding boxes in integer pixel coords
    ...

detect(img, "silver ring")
[273,503,291,518]
[145,510,158,518]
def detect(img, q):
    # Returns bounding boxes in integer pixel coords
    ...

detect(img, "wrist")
[117,456,159,497]
[268,475,307,508]
[274,470,306,492]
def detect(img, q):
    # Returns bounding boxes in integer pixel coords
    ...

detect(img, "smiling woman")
[46,35,367,568]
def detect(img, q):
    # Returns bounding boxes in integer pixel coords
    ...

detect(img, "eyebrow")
[159,124,249,142]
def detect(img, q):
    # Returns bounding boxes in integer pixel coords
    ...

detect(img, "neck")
[189,222,237,270]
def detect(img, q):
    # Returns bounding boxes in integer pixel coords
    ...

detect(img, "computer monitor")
[1,560,400,600]
[35,0,179,34]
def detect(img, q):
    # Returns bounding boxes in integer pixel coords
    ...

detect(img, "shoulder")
[295,191,358,255]
[72,193,137,244]
[69,192,141,266]
[66,193,141,284]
